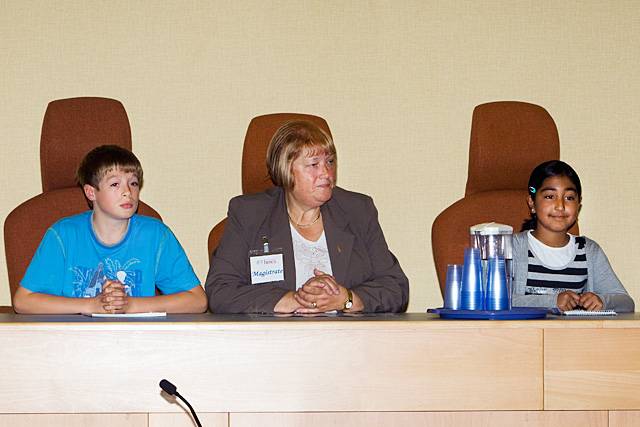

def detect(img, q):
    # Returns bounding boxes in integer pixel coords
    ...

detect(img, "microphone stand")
[174,391,202,427]
[159,379,202,427]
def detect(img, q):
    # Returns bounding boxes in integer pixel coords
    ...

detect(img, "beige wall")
[1,1,638,312]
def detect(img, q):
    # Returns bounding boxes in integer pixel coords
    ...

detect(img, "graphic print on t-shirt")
[71,258,142,297]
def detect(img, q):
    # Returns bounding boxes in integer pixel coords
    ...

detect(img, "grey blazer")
[205,186,409,313]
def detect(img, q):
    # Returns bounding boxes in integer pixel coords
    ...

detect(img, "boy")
[13,145,207,314]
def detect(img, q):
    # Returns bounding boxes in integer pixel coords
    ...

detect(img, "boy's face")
[83,167,140,222]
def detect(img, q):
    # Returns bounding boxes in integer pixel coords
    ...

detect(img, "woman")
[205,120,409,314]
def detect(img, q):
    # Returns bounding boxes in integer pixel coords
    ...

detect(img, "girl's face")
[528,174,581,239]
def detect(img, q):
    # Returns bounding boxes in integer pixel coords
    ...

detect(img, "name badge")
[249,252,285,284]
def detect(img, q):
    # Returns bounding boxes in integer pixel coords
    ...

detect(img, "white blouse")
[290,224,333,290]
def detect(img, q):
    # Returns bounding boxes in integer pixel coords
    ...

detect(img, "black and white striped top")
[525,236,588,295]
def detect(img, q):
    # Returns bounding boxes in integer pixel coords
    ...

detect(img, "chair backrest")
[207,218,228,262]
[466,101,560,195]
[241,113,332,195]
[207,113,331,259]
[432,101,576,295]
[41,97,132,192]
[3,97,161,309]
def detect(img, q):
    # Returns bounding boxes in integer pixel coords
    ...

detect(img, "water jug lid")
[469,222,513,235]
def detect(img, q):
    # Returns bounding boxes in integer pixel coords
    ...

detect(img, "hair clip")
[528,186,536,194]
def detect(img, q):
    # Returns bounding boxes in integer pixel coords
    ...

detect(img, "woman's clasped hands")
[275,269,359,314]
[294,269,345,313]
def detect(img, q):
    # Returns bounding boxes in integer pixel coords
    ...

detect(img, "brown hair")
[77,145,144,190]
[266,121,337,190]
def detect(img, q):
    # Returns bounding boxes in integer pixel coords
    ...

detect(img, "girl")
[512,160,634,312]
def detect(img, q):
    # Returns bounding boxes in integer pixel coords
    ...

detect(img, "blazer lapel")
[322,199,354,286]
[263,188,297,291]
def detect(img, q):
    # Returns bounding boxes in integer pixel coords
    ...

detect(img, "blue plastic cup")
[444,264,463,310]
[460,247,484,310]
[485,256,509,310]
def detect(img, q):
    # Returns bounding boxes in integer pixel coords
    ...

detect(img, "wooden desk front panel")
[0,411,610,427]
[0,323,542,413]
[0,413,229,427]
[545,328,640,410]
[230,411,607,427]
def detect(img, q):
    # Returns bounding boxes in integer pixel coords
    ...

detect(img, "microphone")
[159,379,202,427]
[159,379,177,395]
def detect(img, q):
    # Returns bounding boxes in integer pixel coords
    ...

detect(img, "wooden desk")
[0,313,639,427]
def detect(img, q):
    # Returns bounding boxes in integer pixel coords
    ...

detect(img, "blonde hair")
[266,121,337,190]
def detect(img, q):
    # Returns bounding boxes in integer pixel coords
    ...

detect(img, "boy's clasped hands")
[557,291,603,312]
[94,280,129,314]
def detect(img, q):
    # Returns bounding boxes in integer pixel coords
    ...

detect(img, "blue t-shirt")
[21,211,199,298]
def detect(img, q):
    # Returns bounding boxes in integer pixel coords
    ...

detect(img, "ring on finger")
[311,302,317,308]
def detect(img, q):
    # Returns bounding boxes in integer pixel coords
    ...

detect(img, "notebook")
[88,312,167,318]
[562,309,617,316]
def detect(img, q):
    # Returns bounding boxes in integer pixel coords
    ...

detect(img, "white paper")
[88,312,167,318]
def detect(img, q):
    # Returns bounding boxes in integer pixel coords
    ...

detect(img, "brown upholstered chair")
[207,113,331,260]
[431,101,578,296]
[3,97,161,311]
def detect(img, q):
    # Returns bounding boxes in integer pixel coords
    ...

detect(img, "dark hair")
[521,160,582,231]
[76,145,144,207]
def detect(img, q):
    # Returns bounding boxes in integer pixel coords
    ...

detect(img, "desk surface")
[1,312,639,329]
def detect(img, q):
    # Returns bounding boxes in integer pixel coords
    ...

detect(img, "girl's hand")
[557,291,580,311]
[578,292,603,311]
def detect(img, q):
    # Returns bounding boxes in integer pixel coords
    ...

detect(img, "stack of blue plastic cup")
[485,256,509,310]
[444,264,463,309]
[460,247,484,310]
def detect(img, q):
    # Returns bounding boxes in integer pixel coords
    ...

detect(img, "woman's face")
[288,147,336,209]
